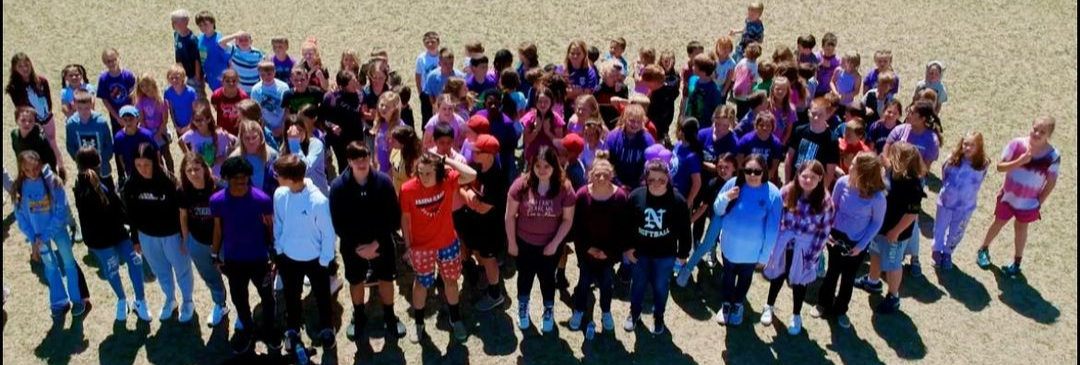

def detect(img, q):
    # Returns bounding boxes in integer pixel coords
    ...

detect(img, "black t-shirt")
[457,164,509,243]
[647,72,681,128]
[594,83,628,129]
[787,124,840,169]
[282,86,325,114]
[320,91,364,142]
[880,175,925,241]
[179,186,217,245]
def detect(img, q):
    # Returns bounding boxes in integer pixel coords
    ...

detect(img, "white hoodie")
[273,178,336,266]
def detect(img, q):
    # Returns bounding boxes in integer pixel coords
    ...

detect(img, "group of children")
[4,2,1062,360]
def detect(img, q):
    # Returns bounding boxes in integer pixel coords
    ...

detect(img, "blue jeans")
[187,237,227,306]
[574,259,615,320]
[89,239,145,302]
[139,232,194,304]
[630,255,676,319]
[37,230,82,307]
[721,256,757,306]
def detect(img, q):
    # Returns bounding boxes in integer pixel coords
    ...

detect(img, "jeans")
[933,205,975,255]
[573,258,615,322]
[818,243,866,316]
[904,221,921,258]
[36,229,83,307]
[88,239,145,302]
[222,260,275,337]
[630,255,676,319]
[187,237,227,306]
[720,256,756,306]
[516,240,558,307]
[279,255,331,332]
[138,232,194,304]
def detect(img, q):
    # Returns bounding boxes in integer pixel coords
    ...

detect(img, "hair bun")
[594,150,611,161]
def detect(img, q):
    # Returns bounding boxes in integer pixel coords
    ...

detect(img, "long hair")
[417,152,447,184]
[230,120,272,163]
[75,146,109,206]
[532,87,557,122]
[575,94,601,121]
[518,42,539,69]
[783,160,828,214]
[909,100,944,144]
[6,53,45,96]
[849,152,886,198]
[61,64,90,89]
[372,91,401,138]
[12,150,57,207]
[192,99,221,154]
[179,152,215,193]
[726,154,769,214]
[945,131,989,172]
[564,40,589,71]
[524,146,565,199]
[888,142,927,180]
[679,117,704,158]
[391,125,422,177]
[135,73,164,106]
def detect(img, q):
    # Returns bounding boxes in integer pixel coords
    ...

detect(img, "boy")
[164,65,198,151]
[210,69,250,135]
[400,153,477,343]
[112,106,156,182]
[195,11,231,91]
[219,31,265,93]
[714,37,737,100]
[171,9,203,95]
[862,71,896,124]
[467,56,497,94]
[863,50,900,95]
[416,31,441,123]
[753,60,776,95]
[837,119,873,175]
[273,154,337,353]
[429,124,467,164]
[732,90,769,137]
[250,61,290,138]
[423,48,466,105]
[815,33,840,97]
[684,55,723,126]
[786,98,839,188]
[210,157,276,354]
[463,41,485,75]
[329,143,406,342]
[680,41,705,116]
[455,135,509,312]
[97,48,137,134]
[271,37,295,86]
[561,133,588,191]
[796,34,820,66]
[730,2,765,62]
[606,37,629,77]
[282,67,325,118]
[66,91,116,185]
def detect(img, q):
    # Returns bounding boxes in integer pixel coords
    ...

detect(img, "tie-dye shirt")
[999,138,1061,210]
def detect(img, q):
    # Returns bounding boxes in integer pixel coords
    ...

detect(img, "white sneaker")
[329,276,344,295]
[133,300,152,322]
[304,276,311,287]
[714,305,729,325]
[116,300,129,322]
[569,311,584,331]
[760,305,774,326]
[178,301,196,323]
[208,303,229,327]
[159,300,178,321]
[623,315,637,332]
[809,305,824,319]
[787,315,803,335]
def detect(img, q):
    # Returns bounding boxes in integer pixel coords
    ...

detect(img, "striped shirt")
[1000,138,1060,210]
[229,46,265,93]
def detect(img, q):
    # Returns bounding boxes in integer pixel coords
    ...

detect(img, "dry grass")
[2,0,1077,364]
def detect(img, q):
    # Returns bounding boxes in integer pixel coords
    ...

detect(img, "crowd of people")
[3,2,1063,360]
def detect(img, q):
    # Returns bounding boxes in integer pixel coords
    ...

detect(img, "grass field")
[2,0,1077,364]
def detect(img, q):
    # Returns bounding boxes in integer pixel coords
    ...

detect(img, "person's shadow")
[579,328,632,364]
[33,312,90,365]
[768,321,832,365]
[871,310,927,360]
[825,319,885,365]
[670,266,723,321]
[991,266,1061,324]
[144,314,215,365]
[517,325,579,365]
[630,327,699,364]
[98,320,151,365]
[418,331,470,365]
[935,266,991,312]
[471,298,518,356]
[721,305,774,364]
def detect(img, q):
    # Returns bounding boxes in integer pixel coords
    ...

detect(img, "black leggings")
[766,248,807,314]
[516,240,558,306]
[222,260,275,338]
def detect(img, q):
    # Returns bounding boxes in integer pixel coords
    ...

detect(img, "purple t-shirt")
[136,98,166,132]
[606,129,657,189]
[867,121,896,154]
[886,123,940,164]
[210,188,274,263]
[466,71,498,94]
[97,70,137,115]
[698,127,739,164]
[558,65,600,91]
[671,142,702,197]
[114,128,156,172]
[815,53,840,95]
[737,132,784,165]
[509,177,577,246]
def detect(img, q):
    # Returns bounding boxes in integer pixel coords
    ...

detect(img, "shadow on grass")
[825,319,885,365]
[579,329,632,364]
[420,332,470,365]
[34,311,90,365]
[722,310,774,364]
[144,313,220,365]
[517,325,578,365]
[768,321,832,365]
[899,269,945,304]
[918,212,935,239]
[630,326,698,365]
[935,266,991,312]
[990,266,1060,324]
[871,310,926,360]
[670,265,723,321]
[98,320,151,365]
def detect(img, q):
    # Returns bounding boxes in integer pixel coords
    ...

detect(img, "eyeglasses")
[743,169,765,176]
[647,177,668,185]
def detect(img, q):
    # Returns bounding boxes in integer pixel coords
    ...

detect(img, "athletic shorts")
[409,240,463,288]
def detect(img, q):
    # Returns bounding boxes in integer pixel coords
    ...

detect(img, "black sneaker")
[230,329,253,354]
[876,295,901,314]
[652,317,666,335]
[319,328,336,349]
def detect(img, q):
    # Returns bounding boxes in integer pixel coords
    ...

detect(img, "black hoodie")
[628,187,692,260]
[73,174,131,249]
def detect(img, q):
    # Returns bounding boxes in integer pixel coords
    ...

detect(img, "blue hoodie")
[15,166,68,243]
[701,178,782,265]
[65,111,114,177]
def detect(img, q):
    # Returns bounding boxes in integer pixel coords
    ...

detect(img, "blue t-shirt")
[273,56,295,86]
[174,31,201,80]
[198,32,230,90]
[671,143,702,197]
[423,69,466,96]
[96,70,136,114]
[714,57,737,89]
[250,79,289,131]
[737,132,784,164]
[415,52,441,92]
[61,84,97,105]
[114,128,156,173]
[229,46,266,92]
[686,79,723,123]
[164,85,198,129]
[741,20,765,47]
[698,127,739,163]
[209,188,274,263]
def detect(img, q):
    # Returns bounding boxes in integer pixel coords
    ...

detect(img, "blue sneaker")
[853,276,883,294]
[877,294,901,314]
[976,249,992,269]
[1002,263,1022,277]
[909,261,924,277]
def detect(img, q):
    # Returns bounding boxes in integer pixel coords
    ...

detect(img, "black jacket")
[328,168,400,251]
[628,187,692,259]
[73,174,131,249]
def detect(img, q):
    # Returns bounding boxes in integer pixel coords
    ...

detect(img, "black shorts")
[454,210,505,259]
[341,238,397,284]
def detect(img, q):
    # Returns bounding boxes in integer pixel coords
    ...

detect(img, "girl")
[700,154,782,326]
[830,51,862,109]
[136,73,175,172]
[177,153,230,327]
[580,119,608,171]
[7,53,65,176]
[474,90,521,179]
[883,100,941,276]
[282,117,329,194]
[124,145,195,323]
[686,153,739,269]
[561,41,598,117]
[339,49,362,85]
[568,152,629,339]
[74,147,152,322]
[14,151,87,316]
[624,159,692,335]
[11,107,60,178]
[522,87,567,163]
[180,100,235,179]
[516,42,540,99]
[443,77,474,119]
[977,116,1060,277]
[301,38,329,90]
[362,61,391,126]
[648,50,681,140]
[815,152,886,329]
[422,94,466,150]
[770,76,797,145]
[761,161,834,335]
[389,125,423,193]
[868,100,902,154]
[732,43,762,118]
[605,104,656,190]
[568,95,602,136]
[506,146,576,334]
[933,132,989,269]
[856,142,926,314]
[229,120,279,192]
[672,118,703,209]
[60,64,96,119]
[633,47,658,83]
[735,113,784,183]
[913,61,948,112]
[370,91,406,174]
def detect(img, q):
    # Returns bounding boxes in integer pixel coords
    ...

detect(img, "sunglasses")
[743,168,765,177]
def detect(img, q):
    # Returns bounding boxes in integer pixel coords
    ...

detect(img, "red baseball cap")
[561,133,586,156]
[474,134,500,154]
[466,115,490,135]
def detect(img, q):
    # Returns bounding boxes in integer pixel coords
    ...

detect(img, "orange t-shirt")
[400,170,460,250]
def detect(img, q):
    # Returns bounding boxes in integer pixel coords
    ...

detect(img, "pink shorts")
[994,199,1041,224]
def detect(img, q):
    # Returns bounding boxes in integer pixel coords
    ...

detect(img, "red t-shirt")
[400,170,460,250]
[210,88,250,135]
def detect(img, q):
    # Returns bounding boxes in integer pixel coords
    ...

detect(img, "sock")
[383,304,398,327]
[486,283,501,299]
[413,308,425,326]
[353,306,367,335]
[448,304,461,323]
[1014,257,1023,268]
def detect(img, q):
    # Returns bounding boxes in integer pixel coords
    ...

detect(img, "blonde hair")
[638,47,657,65]
[372,91,402,137]
[575,94,601,121]
[589,150,616,184]
[231,120,272,163]
[843,51,862,70]
[713,37,734,58]
[617,104,647,129]
[135,73,163,106]
[888,142,926,180]
[166,64,187,80]
[170,9,190,22]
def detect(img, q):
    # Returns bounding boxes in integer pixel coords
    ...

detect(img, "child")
[649,50,682,140]
[838,119,873,175]
[467,55,497,94]
[370,92,407,174]
[633,47,657,84]
[250,61,290,138]
[60,64,96,119]
[423,94,467,150]
[699,105,740,177]
[815,33,840,97]
[797,63,818,125]
[416,32,442,123]
[195,11,230,91]
[135,74,174,172]
[594,60,628,130]
[522,87,567,162]
[796,34,820,66]
[785,98,839,188]
[66,91,116,183]
[97,48,137,133]
[210,69,251,135]
[181,100,236,177]
[863,50,899,96]
[671,118,704,209]
[606,37,629,76]
[271,37,295,86]
[219,31,265,93]
[340,49,362,84]
[423,48,466,107]
[753,60,776,95]
[171,9,202,94]
[732,43,763,119]
[770,77,797,144]
[680,41,705,119]
[561,133,588,191]
[933,132,989,269]
[112,106,156,183]
[868,100,902,154]
[463,41,485,75]
[685,55,724,129]
[282,67,326,118]
[713,37,737,101]
[164,66,198,153]
[12,107,60,179]
[300,38,330,90]
[977,116,1059,276]
[562,41,599,117]
[913,61,949,112]
[231,120,280,193]
[730,2,765,62]
[862,71,897,124]
[830,51,862,109]
[732,90,768,137]
[388,126,422,192]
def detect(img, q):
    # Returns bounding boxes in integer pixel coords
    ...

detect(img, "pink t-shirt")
[999,138,1060,210]
[509,177,576,246]
[521,110,566,162]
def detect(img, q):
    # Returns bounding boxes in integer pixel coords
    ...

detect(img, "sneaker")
[584,322,596,340]
[976,248,992,269]
[71,224,83,243]
[941,253,955,270]
[909,261,924,277]
[809,305,825,319]
[703,253,717,268]
[672,260,685,278]
[759,305,775,326]
[601,312,615,332]
[451,321,468,342]
[714,304,730,325]
[931,251,944,268]
[71,301,88,317]
[319,328,336,349]
[231,329,253,354]
[178,301,196,323]
[474,293,505,312]
[652,317,666,335]
[409,324,424,344]
[853,276,884,294]
[234,317,245,331]
[159,300,177,321]
[623,315,637,332]
[569,311,584,331]
[329,276,345,295]
[115,300,129,322]
[51,302,71,318]
[729,304,745,326]
[1002,263,1022,277]
[517,303,531,330]
[837,314,852,329]
[877,295,901,314]
[787,315,803,335]
[208,303,229,327]
[817,255,827,279]
[390,319,407,338]
[541,309,555,333]
[133,300,152,322]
